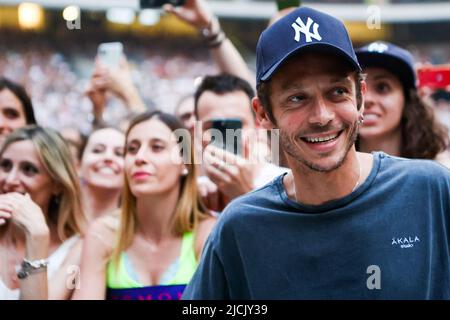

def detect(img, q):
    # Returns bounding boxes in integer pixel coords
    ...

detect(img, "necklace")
[291,156,362,203]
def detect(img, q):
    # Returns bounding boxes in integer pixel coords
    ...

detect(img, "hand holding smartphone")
[210,118,243,156]
[97,42,123,70]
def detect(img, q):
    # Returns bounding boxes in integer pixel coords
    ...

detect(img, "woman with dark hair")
[73,111,215,300]
[0,126,86,299]
[0,78,37,145]
[355,42,449,165]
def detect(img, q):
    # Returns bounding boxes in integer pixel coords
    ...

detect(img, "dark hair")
[354,67,449,159]
[194,74,255,119]
[127,111,186,141]
[0,77,36,125]
[399,89,448,159]
[257,71,364,125]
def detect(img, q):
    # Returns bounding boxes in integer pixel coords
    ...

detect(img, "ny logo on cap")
[367,42,388,53]
[291,17,322,43]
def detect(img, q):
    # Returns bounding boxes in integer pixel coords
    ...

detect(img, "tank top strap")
[169,231,197,285]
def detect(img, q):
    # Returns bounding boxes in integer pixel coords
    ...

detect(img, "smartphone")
[97,42,123,69]
[210,118,242,156]
[140,0,185,9]
[417,65,450,90]
[276,0,301,11]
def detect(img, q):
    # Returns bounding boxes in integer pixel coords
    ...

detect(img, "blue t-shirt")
[183,152,450,299]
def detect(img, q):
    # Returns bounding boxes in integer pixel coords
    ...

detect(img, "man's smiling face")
[267,52,363,172]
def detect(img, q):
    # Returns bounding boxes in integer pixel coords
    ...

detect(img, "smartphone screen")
[417,66,450,90]
[97,42,123,69]
[140,0,185,9]
[210,118,243,156]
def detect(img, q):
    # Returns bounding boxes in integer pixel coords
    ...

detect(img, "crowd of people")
[0,32,217,134]
[1,0,450,300]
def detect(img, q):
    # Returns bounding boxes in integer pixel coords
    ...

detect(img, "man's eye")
[289,95,305,103]
[334,88,348,95]
[0,159,12,172]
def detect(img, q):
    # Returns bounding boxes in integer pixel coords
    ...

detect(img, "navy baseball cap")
[356,41,416,90]
[256,6,361,85]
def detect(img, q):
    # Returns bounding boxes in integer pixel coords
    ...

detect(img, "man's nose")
[308,97,334,126]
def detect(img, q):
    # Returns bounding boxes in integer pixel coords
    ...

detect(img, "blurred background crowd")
[1,0,450,300]
[0,0,449,134]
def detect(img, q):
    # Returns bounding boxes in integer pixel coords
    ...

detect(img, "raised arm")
[72,214,119,300]
[86,56,147,129]
[1,193,50,300]
[164,0,255,87]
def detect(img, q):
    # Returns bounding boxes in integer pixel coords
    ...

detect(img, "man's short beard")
[281,120,360,173]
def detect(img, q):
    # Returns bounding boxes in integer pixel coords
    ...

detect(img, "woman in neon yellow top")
[73,111,216,300]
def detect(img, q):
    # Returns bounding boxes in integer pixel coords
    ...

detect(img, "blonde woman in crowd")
[74,111,215,300]
[0,126,86,299]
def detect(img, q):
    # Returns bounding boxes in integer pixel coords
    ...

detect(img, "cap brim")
[260,42,361,82]
[356,51,416,90]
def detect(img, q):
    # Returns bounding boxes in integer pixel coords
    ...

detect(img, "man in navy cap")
[182,7,450,299]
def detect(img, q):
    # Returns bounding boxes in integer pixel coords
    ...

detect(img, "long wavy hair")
[398,89,448,159]
[112,111,210,263]
[0,126,86,240]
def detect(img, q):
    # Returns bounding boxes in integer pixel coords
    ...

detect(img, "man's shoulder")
[208,180,286,249]
[379,152,450,182]
[254,162,290,188]
[217,178,284,224]
[229,179,280,209]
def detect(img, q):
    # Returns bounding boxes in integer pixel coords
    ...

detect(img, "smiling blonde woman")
[0,126,86,300]
[74,111,215,300]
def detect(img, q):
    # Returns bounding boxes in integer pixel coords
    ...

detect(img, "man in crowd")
[195,74,288,211]
[183,6,450,299]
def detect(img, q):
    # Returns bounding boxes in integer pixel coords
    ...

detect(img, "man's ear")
[359,79,367,115]
[252,97,275,130]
